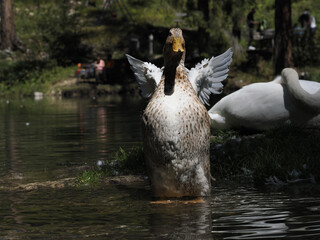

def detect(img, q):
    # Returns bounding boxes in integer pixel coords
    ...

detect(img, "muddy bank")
[0,175,148,192]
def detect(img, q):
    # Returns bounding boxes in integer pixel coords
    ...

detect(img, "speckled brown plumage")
[142,28,211,198]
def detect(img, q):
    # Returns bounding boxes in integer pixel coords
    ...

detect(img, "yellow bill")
[172,37,184,52]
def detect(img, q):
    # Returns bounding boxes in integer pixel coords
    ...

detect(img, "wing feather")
[189,48,233,106]
[126,54,162,99]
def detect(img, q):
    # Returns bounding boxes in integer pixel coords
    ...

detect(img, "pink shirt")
[97,60,104,70]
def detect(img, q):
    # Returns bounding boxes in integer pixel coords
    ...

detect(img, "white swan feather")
[209,68,320,130]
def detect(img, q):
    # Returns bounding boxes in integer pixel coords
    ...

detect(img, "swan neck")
[282,68,320,113]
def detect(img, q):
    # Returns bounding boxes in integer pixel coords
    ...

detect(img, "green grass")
[0,64,75,97]
[76,170,104,186]
[76,146,145,186]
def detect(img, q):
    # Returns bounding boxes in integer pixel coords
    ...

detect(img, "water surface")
[1,96,320,239]
[0,96,144,182]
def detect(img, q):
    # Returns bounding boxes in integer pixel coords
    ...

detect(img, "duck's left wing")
[126,54,162,99]
[188,48,233,105]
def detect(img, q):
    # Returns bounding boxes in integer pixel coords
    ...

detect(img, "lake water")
[1,96,320,239]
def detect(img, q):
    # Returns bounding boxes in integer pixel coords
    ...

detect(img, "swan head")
[163,28,185,67]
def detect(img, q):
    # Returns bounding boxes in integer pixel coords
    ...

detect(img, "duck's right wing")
[126,54,162,99]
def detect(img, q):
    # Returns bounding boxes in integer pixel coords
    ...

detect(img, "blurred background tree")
[274,0,293,74]
[0,0,319,88]
[0,0,23,51]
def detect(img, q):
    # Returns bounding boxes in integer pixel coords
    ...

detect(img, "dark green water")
[1,96,320,239]
[0,96,144,183]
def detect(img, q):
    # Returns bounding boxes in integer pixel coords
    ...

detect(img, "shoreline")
[48,77,140,98]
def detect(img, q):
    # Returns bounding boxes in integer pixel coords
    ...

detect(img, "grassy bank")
[0,61,75,98]
[211,127,320,186]
[76,126,320,188]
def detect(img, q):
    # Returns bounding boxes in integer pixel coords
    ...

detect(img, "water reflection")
[0,97,144,182]
[148,199,212,239]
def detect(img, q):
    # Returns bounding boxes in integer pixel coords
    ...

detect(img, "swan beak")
[172,37,184,53]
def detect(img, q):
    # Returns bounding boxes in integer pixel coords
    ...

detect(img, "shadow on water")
[1,96,320,239]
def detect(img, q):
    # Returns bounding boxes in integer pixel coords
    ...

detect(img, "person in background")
[246,8,259,48]
[310,12,317,37]
[298,8,316,39]
[299,8,311,28]
[95,56,105,83]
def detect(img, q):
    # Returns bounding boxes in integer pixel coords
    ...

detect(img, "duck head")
[163,28,185,68]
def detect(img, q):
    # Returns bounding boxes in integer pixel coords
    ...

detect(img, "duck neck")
[164,63,181,95]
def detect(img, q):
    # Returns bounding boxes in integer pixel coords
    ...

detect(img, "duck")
[209,68,320,131]
[129,28,229,198]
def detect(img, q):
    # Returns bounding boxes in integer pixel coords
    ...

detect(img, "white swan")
[126,48,233,106]
[209,68,320,130]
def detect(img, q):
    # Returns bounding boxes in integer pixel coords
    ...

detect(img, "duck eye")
[169,31,173,36]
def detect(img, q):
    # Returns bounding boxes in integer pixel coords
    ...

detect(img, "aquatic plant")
[76,170,104,186]
[104,146,146,175]
[76,146,145,186]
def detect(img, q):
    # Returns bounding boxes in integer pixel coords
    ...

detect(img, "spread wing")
[188,48,233,105]
[126,54,162,99]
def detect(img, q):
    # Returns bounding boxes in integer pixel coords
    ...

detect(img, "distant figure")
[298,9,311,28]
[95,56,105,83]
[298,8,316,38]
[246,8,259,48]
[310,13,317,37]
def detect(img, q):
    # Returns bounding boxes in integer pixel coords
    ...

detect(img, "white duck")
[127,28,232,198]
[209,68,320,131]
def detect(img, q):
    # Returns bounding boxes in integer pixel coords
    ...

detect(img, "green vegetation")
[76,170,104,186]
[76,127,320,187]
[0,0,319,97]
[212,127,320,186]
[0,62,74,97]
[76,146,145,186]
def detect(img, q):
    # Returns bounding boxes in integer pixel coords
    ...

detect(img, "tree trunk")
[0,0,22,51]
[197,0,209,55]
[274,0,294,74]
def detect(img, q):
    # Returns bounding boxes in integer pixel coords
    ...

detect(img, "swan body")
[126,48,232,105]
[209,68,320,130]
[140,28,211,197]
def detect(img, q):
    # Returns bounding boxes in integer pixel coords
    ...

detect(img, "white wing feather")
[126,48,233,104]
[126,54,162,99]
[188,48,233,105]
